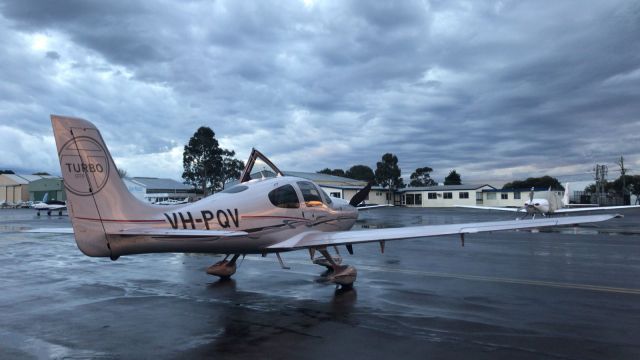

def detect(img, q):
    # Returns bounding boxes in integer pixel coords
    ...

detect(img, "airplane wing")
[454,205,520,212]
[268,214,620,250]
[554,205,640,213]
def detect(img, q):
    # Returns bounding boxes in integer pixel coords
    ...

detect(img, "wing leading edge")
[268,214,620,250]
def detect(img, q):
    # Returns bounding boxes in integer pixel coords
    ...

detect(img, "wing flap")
[268,214,619,250]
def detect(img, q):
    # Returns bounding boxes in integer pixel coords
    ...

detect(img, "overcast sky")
[0,0,638,184]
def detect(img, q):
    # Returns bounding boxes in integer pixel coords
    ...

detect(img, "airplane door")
[296,181,327,222]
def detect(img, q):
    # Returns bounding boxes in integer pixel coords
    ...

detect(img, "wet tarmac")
[1,207,639,359]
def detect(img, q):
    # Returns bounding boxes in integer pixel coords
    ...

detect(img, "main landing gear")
[206,254,241,279]
[206,247,359,288]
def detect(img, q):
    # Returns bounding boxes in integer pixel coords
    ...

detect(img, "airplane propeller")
[517,187,536,219]
[349,181,373,207]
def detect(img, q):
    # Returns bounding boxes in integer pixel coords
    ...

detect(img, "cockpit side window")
[268,184,300,208]
[321,189,333,204]
[297,181,324,207]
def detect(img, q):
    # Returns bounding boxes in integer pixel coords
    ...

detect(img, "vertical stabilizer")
[562,183,570,206]
[51,115,164,257]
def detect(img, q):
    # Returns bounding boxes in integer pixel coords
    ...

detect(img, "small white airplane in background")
[32,193,67,216]
[42,115,622,288]
[457,183,639,218]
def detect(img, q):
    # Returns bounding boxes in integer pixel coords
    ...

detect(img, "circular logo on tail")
[59,136,110,196]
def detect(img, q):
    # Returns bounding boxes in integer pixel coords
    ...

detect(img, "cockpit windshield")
[240,149,284,183]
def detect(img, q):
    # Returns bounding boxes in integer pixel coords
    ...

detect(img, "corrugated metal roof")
[1,174,47,184]
[284,171,367,186]
[484,187,558,192]
[128,177,192,190]
[319,184,386,191]
[397,184,495,192]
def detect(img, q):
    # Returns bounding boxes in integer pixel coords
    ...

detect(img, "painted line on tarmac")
[245,256,640,295]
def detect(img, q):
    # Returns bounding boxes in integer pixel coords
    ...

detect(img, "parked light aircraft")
[46,115,621,287]
[32,193,67,216]
[456,184,639,218]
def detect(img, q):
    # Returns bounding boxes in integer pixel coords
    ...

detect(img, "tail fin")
[51,115,162,257]
[562,182,570,206]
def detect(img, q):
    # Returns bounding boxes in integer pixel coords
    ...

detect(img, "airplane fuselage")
[102,176,359,257]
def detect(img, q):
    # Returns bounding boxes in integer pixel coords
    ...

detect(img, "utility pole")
[616,156,629,205]
[593,164,608,205]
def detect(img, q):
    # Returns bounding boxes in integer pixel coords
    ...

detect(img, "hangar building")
[28,177,66,202]
[0,174,56,205]
[124,177,196,203]
[397,184,495,207]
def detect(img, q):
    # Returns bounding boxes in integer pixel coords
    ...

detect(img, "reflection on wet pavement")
[1,207,639,359]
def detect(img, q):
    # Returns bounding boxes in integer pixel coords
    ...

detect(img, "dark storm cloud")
[0,0,639,182]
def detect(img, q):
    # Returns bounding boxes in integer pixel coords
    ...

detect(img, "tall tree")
[375,153,402,204]
[444,170,461,185]
[345,165,375,183]
[317,168,346,177]
[220,151,245,189]
[0,170,15,174]
[182,126,242,195]
[32,172,51,176]
[503,176,563,190]
[409,166,437,187]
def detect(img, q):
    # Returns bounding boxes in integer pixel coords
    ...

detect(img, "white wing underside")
[269,214,619,250]
[456,204,640,213]
[554,205,640,213]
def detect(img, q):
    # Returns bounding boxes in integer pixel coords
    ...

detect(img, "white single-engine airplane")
[46,115,621,287]
[456,184,639,218]
[32,193,67,216]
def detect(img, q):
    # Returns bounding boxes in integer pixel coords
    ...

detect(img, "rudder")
[51,115,162,257]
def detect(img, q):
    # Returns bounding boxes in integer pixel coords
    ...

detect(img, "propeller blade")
[349,181,373,207]
[529,187,534,203]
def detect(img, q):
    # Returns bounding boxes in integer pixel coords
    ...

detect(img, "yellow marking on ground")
[245,256,640,295]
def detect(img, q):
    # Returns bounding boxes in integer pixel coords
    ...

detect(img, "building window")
[487,193,496,200]
[376,192,383,196]
[514,192,521,199]
[330,192,341,198]
[406,194,415,205]
[501,193,508,200]
[428,192,437,199]
[443,192,452,199]
[415,194,422,205]
[459,192,469,199]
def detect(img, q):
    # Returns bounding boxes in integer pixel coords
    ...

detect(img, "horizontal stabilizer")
[25,227,74,234]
